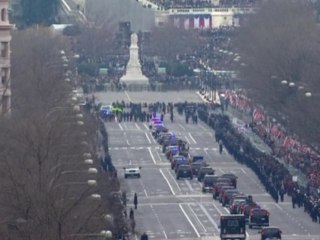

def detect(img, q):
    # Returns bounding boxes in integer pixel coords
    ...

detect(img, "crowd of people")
[149,0,259,9]
[223,89,320,191]
[192,102,320,223]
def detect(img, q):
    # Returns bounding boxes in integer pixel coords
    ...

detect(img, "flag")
[194,16,200,28]
[204,16,210,29]
[173,17,180,28]
[253,108,265,122]
[184,18,190,29]
[199,16,205,28]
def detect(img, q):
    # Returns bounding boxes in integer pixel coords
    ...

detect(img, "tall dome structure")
[0,0,11,115]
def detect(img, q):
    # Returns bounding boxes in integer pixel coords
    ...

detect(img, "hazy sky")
[87,0,155,32]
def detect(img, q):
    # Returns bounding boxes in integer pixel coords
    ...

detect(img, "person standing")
[219,139,223,154]
[134,192,138,209]
[141,232,149,240]
[129,208,134,220]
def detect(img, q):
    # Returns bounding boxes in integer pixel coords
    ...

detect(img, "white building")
[0,0,11,115]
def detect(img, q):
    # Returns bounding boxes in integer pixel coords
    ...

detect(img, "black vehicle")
[191,162,203,176]
[197,166,215,182]
[202,175,219,193]
[222,189,239,207]
[221,173,238,188]
[176,164,193,180]
[260,227,282,240]
[220,214,246,240]
[248,208,270,229]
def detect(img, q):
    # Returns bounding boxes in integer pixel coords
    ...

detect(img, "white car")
[123,167,141,178]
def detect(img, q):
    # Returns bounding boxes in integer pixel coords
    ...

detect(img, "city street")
[101,91,320,240]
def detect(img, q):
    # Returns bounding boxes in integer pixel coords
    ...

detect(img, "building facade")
[0,0,11,115]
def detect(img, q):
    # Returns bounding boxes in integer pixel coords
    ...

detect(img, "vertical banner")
[194,16,200,29]
[184,17,190,29]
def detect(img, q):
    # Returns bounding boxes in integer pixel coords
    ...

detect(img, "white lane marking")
[144,189,148,197]
[166,169,182,192]
[119,123,123,130]
[179,204,201,238]
[185,180,194,192]
[148,147,157,164]
[151,133,157,144]
[124,91,131,101]
[188,132,197,144]
[162,230,168,239]
[143,123,149,130]
[184,136,191,144]
[211,202,223,215]
[145,132,151,144]
[219,169,225,174]
[274,203,283,210]
[241,168,246,174]
[199,203,219,232]
[126,139,130,146]
[159,169,175,195]
[135,123,141,130]
[178,124,186,130]
[150,205,168,239]
[199,123,207,131]
[156,151,163,162]
[188,204,207,233]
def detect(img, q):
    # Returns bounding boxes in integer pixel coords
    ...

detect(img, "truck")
[220,214,246,240]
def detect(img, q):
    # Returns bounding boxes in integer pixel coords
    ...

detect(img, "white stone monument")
[120,33,149,85]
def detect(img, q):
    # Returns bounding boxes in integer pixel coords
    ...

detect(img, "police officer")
[129,208,134,220]
[134,192,138,209]
[140,232,149,240]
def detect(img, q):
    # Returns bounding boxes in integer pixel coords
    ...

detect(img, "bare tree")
[0,27,123,240]
[235,0,320,144]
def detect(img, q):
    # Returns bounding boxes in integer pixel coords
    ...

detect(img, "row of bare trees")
[235,0,320,145]
[0,28,123,240]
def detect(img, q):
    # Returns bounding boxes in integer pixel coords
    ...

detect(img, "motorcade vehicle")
[202,175,219,193]
[242,203,260,221]
[220,214,246,240]
[123,166,141,178]
[171,155,187,170]
[197,166,215,182]
[165,145,179,160]
[259,226,282,240]
[221,173,238,188]
[192,155,204,163]
[191,162,207,176]
[159,132,175,146]
[99,105,113,118]
[218,185,235,203]
[248,208,270,229]
[179,150,191,161]
[213,182,231,200]
[176,164,193,180]
[175,158,190,173]
[230,198,247,214]
[221,189,240,207]
[151,124,167,137]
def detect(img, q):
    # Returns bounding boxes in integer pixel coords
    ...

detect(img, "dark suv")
[176,164,193,180]
[197,167,215,182]
[260,227,282,240]
[202,175,219,193]
[249,208,270,229]
[221,173,238,188]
